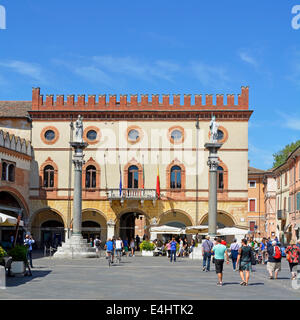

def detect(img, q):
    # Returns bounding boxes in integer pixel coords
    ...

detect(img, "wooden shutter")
[249,199,256,212]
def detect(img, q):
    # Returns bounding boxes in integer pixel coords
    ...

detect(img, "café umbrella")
[0,213,24,227]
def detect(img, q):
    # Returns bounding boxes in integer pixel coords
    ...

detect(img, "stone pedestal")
[53,234,96,259]
[205,142,222,238]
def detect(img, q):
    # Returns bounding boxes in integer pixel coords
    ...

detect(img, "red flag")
[156,166,160,198]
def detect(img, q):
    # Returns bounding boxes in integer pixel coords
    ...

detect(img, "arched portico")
[158,209,194,228]
[199,210,237,228]
[30,208,66,248]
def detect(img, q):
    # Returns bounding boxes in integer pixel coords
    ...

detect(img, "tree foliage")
[272,140,300,168]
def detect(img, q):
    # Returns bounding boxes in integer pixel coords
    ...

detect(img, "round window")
[87,130,97,141]
[44,130,55,141]
[171,129,182,141]
[217,130,224,141]
[128,129,139,142]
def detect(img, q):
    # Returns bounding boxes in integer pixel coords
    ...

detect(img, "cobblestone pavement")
[1,252,300,300]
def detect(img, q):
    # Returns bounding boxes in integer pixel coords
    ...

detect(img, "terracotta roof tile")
[0,101,31,118]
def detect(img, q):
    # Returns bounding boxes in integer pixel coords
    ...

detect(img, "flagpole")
[104,150,108,194]
[142,154,145,189]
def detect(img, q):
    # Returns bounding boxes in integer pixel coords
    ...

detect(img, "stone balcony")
[107,188,157,206]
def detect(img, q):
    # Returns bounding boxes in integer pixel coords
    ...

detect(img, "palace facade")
[0,87,252,247]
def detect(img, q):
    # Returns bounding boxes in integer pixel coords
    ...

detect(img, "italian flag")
[156,165,160,198]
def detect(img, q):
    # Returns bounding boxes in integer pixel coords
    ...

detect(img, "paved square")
[1,252,300,300]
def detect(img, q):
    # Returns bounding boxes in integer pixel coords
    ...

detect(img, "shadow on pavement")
[6,270,52,287]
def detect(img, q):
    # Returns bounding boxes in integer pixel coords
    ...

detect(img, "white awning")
[150,225,185,234]
[185,225,209,234]
[217,227,249,236]
[0,213,24,227]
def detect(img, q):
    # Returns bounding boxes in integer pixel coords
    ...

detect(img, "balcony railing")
[277,209,287,220]
[107,188,157,202]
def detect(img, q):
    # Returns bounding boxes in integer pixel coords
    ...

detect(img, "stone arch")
[29,207,66,248]
[116,207,150,240]
[198,210,237,227]
[0,187,29,218]
[81,208,108,244]
[158,209,194,227]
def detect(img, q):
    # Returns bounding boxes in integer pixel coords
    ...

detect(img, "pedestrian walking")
[130,238,135,256]
[212,237,229,286]
[267,240,282,279]
[94,236,101,256]
[202,235,214,272]
[135,235,140,251]
[123,238,129,257]
[236,239,252,286]
[285,240,300,280]
[260,238,267,264]
[229,239,240,271]
[178,238,184,257]
[166,241,171,257]
[169,237,177,263]
[24,234,35,268]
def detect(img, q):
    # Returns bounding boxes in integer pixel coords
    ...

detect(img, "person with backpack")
[93,236,101,256]
[229,239,240,271]
[285,240,300,280]
[267,240,282,279]
[236,239,253,286]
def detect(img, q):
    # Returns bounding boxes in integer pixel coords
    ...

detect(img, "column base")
[53,234,97,259]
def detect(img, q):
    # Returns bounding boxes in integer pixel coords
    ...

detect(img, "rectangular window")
[249,199,256,212]
[277,177,280,189]
[249,221,255,232]
[297,193,300,211]
[285,172,288,186]
[284,197,287,211]
[288,196,291,213]
[249,180,256,188]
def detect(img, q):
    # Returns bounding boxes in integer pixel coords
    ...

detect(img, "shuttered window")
[249,199,256,212]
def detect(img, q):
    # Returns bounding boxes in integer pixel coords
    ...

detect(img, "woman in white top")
[130,238,135,257]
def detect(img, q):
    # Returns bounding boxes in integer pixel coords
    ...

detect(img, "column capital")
[207,159,219,171]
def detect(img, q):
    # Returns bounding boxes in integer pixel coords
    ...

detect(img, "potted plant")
[140,241,155,256]
[8,245,27,275]
[0,246,7,266]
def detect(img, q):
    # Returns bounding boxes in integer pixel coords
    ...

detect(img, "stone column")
[204,143,222,237]
[107,219,115,240]
[53,136,97,258]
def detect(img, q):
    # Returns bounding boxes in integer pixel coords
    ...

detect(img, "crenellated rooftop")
[0,130,32,157]
[31,87,250,111]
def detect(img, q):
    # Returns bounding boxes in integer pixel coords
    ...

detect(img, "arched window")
[44,165,54,188]
[217,166,224,190]
[170,166,181,189]
[86,165,96,188]
[1,162,7,180]
[8,164,15,182]
[128,165,139,189]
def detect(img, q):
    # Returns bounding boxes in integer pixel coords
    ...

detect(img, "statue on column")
[209,115,219,143]
[74,115,83,143]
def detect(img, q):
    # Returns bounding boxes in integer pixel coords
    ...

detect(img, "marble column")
[107,219,115,240]
[204,142,222,237]
[54,131,97,258]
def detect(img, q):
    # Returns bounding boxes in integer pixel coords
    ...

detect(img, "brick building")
[0,86,252,247]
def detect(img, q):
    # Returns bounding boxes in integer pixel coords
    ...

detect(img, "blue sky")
[0,0,300,170]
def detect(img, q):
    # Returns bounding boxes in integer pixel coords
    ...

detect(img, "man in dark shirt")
[267,240,281,279]
[202,236,214,272]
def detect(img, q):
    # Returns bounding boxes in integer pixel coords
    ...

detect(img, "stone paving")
[1,251,300,300]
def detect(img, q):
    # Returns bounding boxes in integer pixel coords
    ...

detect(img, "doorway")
[119,212,147,241]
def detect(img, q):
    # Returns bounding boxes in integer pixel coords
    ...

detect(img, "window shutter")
[297,193,300,211]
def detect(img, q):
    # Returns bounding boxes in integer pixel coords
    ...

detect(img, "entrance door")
[120,212,147,241]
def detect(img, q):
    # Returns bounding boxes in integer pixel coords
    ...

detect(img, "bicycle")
[107,251,113,267]
[116,249,122,264]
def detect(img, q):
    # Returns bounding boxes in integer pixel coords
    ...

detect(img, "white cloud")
[277,111,300,131]
[0,60,45,82]
[190,62,229,87]
[248,143,274,169]
[92,55,180,83]
[239,51,258,68]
